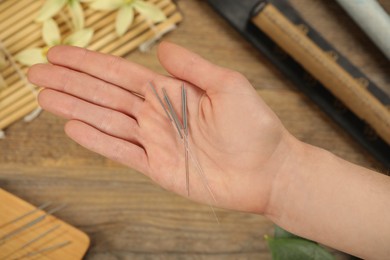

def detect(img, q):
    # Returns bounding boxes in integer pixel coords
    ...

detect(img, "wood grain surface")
[0,0,389,259]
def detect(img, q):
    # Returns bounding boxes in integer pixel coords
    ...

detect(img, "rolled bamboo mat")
[0,0,183,134]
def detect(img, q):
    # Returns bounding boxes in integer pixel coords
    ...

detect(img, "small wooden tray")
[0,0,182,132]
[0,189,90,259]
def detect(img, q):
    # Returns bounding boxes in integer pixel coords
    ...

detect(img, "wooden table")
[1,0,389,259]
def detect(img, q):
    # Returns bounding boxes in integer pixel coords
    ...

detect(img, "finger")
[47,45,158,96]
[65,120,149,174]
[39,89,141,144]
[157,41,240,94]
[28,64,143,118]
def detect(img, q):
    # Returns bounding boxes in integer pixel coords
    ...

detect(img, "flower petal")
[90,0,123,11]
[115,5,134,36]
[64,28,94,47]
[36,0,67,22]
[43,19,61,46]
[68,0,84,30]
[133,1,166,23]
[15,48,47,66]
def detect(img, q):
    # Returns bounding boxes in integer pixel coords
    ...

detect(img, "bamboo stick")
[0,99,38,130]
[2,4,173,97]
[0,0,20,14]
[0,0,32,23]
[0,0,182,131]
[0,86,35,112]
[0,93,35,120]
[87,0,166,41]
[3,68,38,92]
[1,0,166,66]
[0,2,41,40]
[108,5,176,53]
[3,24,40,51]
[0,7,175,98]
[83,0,161,28]
[0,85,36,111]
[1,85,35,104]
[0,67,31,98]
[90,2,174,52]
[0,82,25,99]
[1,0,166,58]
[0,0,164,41]
[112,12,181,57]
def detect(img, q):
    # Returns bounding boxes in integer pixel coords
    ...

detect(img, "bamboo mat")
[0,189,89,259]
[0,0,182,134]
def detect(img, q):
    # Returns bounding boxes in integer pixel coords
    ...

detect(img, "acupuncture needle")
[0,202,52,230]
[149,82,219,222]
[0,204,66,245]
[182,84,190,196]
[148,82,172,122]
[0,225,61,260]
[162,88,183,139]
[20,224,61,250]
[149,82,183,140]
[12,240,71,260]
[163,88,218,219]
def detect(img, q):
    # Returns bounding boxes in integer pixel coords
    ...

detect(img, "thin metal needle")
[182,83,187,134]
[182,84,190,196]
[185,144,219,223]
[12,240,71,260]
[1,225,61,260]
[20,224,61,249]
[0,204,66,245]
[148,82,173,122]
[148,82,219,222]
[162,88,183,139]
[0,202,52,230]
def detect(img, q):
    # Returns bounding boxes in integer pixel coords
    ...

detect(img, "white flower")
[36,0,89,30]
[15,19,93,66]
[89,0,166,36]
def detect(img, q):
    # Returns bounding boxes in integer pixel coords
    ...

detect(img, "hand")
[28,42,297,214]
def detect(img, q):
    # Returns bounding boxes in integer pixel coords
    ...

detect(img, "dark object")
[207,0,390,170]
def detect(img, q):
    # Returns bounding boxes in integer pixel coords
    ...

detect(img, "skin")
[28,42,390,259]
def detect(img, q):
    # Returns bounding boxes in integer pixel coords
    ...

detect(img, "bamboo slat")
[0,0,182,132]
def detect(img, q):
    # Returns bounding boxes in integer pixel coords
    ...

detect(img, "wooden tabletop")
[1,0,389,259]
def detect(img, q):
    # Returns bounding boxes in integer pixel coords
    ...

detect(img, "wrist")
[263,133,332,220]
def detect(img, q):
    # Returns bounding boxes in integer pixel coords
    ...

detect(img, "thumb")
[157,41,234,94]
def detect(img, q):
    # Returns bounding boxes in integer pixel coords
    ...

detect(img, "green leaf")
[36,0,67,22]
[274,226,315,244]
[274,226,301,239]
[266,237,334,260]
[68,0,85,30]
[42,19,61,46]
[15,48,47,66]
[90,0,123,11]
[115,5,134,36]
[133,0,166,23]
[64,28,94,47]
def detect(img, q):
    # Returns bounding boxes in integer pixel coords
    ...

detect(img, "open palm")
[28,42,294,214]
